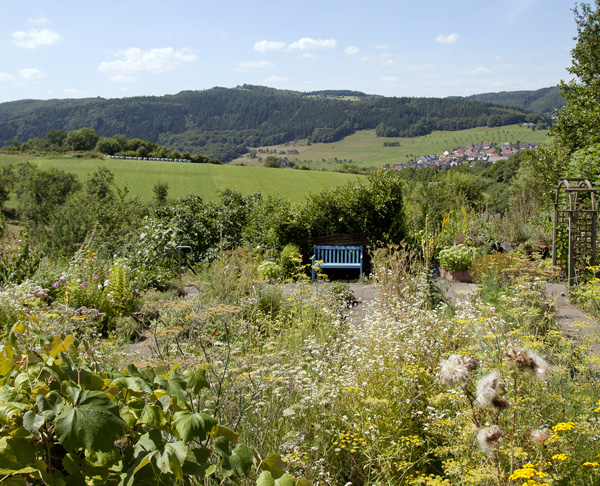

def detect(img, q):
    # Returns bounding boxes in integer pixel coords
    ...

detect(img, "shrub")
[439,244,475,272]
[258,260,282,281]
[280,243,303,280]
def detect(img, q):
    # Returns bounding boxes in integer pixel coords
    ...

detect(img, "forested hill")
[0,84,548,162]
[459,86,564,115]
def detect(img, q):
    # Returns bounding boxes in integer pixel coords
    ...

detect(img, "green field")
[0,155,364,205]
[234,125,551,169]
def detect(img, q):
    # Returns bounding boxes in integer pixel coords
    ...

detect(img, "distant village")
[392,141,538,171]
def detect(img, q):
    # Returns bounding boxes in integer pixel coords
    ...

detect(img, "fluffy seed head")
[476,371,508,409]
[439,354,478,386]
[477,425,503,457]
[530,428,552,444]
[506,347,550,380]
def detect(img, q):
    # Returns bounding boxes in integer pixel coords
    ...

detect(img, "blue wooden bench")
[311,245,363,281]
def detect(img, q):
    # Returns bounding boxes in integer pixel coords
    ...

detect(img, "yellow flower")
[552,453,568,461]
[552,422,575,432]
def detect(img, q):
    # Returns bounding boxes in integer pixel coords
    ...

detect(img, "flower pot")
[440,267,473,283]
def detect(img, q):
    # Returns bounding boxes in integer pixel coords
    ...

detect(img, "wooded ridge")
[0,85,554,162]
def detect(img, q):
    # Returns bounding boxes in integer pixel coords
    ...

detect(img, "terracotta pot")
[440,267,473,283]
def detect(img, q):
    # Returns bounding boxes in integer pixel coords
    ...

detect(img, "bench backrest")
[313,245,363,264]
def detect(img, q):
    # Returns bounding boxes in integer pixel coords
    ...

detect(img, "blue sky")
[0,0,578,103]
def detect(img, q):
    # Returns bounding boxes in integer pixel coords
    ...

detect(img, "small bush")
[258,260,282,281]
[439,244,475,272]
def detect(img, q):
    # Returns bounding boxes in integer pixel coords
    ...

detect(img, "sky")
[0,0,580,103]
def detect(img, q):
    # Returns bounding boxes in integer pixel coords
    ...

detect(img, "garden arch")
[552,178,599,285]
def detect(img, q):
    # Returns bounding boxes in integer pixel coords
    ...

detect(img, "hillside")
[0,154,363,205]
[232,125,550,170]
[0,85,547,162]
[460,86,564,115]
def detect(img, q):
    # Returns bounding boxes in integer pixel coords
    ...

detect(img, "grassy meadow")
[233,125,550,169]
[0,154,364,205]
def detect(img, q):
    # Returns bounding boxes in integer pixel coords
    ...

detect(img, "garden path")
[438,279,600,357]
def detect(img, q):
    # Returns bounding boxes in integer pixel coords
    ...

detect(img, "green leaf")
[183,366,210,394]
[36,391,64,422]
[22,410,45,434]
[260,453,287,479]
[0,403,22,425]
[181,447,211,478]
[0,437,35,473]
[156,441,187,481]
[172,411,216,442]
[213,424,239,443]
[229,443,253,477]
[55,387,127,451]
[138,403,168,429]
[167,375,188,400]
[111,376,153,394]
[257,471,298,486]
[43,334,76,358]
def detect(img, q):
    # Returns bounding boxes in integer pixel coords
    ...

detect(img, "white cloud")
[254,40,286,52]
[381,76,399,82]
[12,28,60,48]
[381,59,396,67]
[345,46,359,55]
[289,37,337,50]
[99,47,197,74]
[264,75,289,83]
[302,53,318,59]
[373,44,388,50]
[238,60,273,69]
[465,66,491,75]
[436,33,459,44]
[0,73,17,82]
[109,74,137,83]
[19,68,45,80]
[28,15,50,25]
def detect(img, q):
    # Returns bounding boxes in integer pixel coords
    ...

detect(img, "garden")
[1,3,600,484]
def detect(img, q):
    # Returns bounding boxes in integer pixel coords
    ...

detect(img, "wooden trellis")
[552,178,599,285]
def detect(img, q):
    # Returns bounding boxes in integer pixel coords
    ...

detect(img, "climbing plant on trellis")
[552,178,599,285]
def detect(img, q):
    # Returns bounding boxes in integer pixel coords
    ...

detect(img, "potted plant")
[439,244,476,282]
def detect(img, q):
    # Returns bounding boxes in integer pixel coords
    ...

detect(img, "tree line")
[0,85,550,162]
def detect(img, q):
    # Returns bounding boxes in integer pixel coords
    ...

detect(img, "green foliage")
[551,1,600,154]
[0,324,259,485]
[264,156,280,168]
[0,230,40,286]
[301,170,405,245]
[279,244,303,280]
[258,261,282,281]
[568,142,600,185]
[438,244,475,272]
[65,127,100,151]
[14,163,81,225]
[0,85,546,162]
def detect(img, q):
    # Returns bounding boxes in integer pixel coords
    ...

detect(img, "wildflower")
[506,347,550,380]
[476,371,509,410]
[476,425,503,457]
[439,354,477,386]
[552,422,576,432]
[530,428,552,444]
[552,453,568,461]
[508,464,547,481]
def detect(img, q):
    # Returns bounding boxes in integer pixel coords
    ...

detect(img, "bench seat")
[311,245,363,281]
